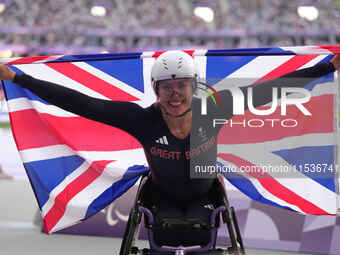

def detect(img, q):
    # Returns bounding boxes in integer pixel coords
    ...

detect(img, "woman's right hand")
[0,65,16,82]
[331,54,340,70]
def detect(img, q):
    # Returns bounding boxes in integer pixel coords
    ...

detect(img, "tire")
[119,210,139,255]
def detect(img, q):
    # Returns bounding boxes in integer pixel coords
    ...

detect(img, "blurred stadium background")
[0,0,340,57]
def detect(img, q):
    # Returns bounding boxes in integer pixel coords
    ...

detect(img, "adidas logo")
[155,136,169,145]
[203,204,215,210]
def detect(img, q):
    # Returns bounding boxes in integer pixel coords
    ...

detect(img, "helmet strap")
[164,107,192,118]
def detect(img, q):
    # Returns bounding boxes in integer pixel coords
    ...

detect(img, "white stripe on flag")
[217,133,335,154]
[0,57,21,64]
[41,161,91,217]
[297,55,329,69]
[211,56,294,91]
[230,149,337,214]
[33,55,64,64]
[21,145,146,170]
[7,98,78,117]
[14,63,109,100]
[78,149,147,167]
[73,62,146,101]
[193,49,208,57]
[141,51,155,58]
[219,159,304,213]
[142,56,158,107]
[229,56,294,79]
[280,46,333,55]
[194,50,207,80]
[50,162,122,232]
[20,145,75,163]
[211,55,330,92]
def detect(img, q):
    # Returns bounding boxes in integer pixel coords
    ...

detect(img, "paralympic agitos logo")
[197,83,312,128]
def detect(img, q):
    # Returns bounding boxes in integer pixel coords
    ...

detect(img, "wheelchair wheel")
[119,174,149,255]
[119,209,141,255]
[225,206,245,255]
[222,206,246,255]
[231,207,245,255]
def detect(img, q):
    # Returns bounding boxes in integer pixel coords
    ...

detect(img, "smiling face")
[157,78,193,117]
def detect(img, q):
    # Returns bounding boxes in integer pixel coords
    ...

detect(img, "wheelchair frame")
[119,173,245,255]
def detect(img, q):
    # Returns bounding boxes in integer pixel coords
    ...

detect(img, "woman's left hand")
[331,54,340,70]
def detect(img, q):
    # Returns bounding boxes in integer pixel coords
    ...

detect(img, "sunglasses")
[158,80,194,96]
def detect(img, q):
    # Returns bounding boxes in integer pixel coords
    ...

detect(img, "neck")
[164,110,192,127]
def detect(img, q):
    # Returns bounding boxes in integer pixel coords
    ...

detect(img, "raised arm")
[0,65,145,135]
[242,55,340,109]
[206,55,340,118]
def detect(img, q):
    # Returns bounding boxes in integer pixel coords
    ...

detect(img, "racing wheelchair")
[119,173,245,255]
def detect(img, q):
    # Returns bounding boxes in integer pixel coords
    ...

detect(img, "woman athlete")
[1,51,339,245]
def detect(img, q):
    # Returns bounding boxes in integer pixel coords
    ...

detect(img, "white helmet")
[151,50,198,95]
[151,50,198,81]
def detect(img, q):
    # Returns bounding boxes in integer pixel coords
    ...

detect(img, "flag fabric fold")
[1,45,339,233]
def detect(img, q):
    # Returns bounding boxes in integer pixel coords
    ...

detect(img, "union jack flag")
[1,45,339,234]
[206,48,339,215]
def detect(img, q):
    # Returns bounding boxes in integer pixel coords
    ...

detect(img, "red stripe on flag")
[152,50,195,58]
[7,56,52,65]
[40,114,142,151]
[45,62,139,101]
[43,160,113,233]
[255,55,318,84]
[11,109,142,151]
[152,51,165,58]
[184,50,195,57]
[318,45,340,54]
[9,109,61,150]
[218,153,329,214]
[217,94,333,145]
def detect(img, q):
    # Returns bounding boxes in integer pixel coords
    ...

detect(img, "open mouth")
[168,101,183,107]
